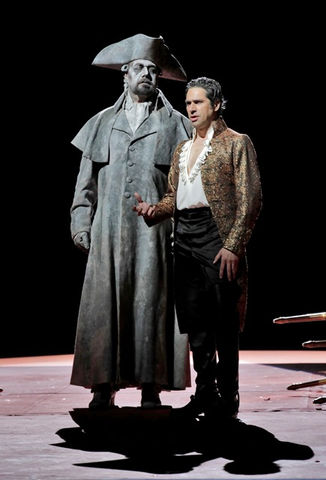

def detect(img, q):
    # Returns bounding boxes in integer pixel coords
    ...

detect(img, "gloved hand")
[73,231,90,254]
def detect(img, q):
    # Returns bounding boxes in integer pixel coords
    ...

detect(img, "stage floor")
[1,350,325,479]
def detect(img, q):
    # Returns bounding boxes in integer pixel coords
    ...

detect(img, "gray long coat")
[70,90,193,390]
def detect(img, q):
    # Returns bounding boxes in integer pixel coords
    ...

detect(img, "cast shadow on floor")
[55,406,314,475]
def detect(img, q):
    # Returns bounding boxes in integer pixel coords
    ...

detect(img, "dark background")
[4,6,325,358]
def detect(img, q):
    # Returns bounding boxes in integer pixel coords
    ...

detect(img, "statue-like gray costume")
[70,88,193,391]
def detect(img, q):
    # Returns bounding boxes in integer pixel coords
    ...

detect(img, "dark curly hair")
[185,77,227,116]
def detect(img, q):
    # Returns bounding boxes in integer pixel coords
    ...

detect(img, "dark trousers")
[174,207,241,401]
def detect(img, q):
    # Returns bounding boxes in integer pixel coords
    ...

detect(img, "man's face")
[126,59,159,100]
[185,87,220,129]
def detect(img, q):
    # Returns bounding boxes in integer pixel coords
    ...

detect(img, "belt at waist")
[176,207,211,219]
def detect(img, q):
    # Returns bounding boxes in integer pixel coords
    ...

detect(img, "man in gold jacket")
[133,76,262,419]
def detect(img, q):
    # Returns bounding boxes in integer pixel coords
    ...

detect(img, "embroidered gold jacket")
[148,116,263,330]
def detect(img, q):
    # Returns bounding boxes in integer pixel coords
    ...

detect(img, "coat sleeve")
[70,157,99,238]
[223,134,262,256]
[145,141,185,227]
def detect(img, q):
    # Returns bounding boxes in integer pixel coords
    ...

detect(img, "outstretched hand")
[132,192,156,219]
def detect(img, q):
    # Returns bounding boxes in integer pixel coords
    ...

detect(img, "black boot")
[183,329,218,416]
[178,387,222,417]
[215,392,239,419]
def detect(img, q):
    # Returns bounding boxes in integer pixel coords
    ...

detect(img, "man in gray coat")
[70,34,192,410]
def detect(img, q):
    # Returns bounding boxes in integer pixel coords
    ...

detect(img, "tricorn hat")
[92,33,187,82]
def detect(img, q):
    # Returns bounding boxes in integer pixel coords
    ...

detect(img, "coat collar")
[113,88,174,117]
[211,117,228,137]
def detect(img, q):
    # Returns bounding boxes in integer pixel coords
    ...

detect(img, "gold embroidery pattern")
[151,117,262,330]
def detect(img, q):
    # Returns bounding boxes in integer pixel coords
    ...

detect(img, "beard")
[135,81,157,98]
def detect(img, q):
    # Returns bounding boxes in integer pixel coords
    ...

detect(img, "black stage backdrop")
[4,6,325,357]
